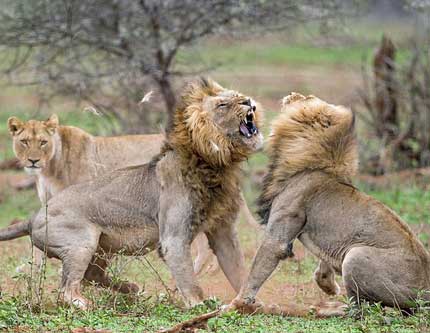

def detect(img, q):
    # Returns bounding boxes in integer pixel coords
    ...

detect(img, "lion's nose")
[241,99,252,107]
[242,99,256,112]
[28,158,40,165]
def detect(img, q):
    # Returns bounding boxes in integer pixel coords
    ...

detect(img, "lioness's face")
[8,115,59,173]
[203,89,263,152]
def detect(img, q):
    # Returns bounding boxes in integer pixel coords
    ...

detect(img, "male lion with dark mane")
[229,93,430,311]
[7,114,257,274]
[1,79,263,309]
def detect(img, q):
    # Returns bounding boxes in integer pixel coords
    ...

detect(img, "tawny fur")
[7,114,259,275]
[165,79,262,232]
[258,93,357,224]
[231,93,430,311]
[1,78,263,309]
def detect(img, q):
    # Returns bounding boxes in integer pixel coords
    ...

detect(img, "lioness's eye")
[20,139,28,146]
[40,140,48,146]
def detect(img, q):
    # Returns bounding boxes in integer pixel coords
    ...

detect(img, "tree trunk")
[156,75,177,133]
[373,35,398,140]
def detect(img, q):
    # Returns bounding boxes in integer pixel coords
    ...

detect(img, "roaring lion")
[229,93,430,311]
[1,78,263,309]
[7,113,257,274]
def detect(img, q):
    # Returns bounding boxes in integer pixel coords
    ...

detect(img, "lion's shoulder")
[257,94,358,225]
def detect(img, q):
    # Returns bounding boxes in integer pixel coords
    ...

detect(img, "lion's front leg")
[161,235,204,307]
[231,205,305,308]
[158,184,204,307]
[206,223,246,293]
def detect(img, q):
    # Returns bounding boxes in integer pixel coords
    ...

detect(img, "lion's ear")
[7,117,24,136]
[44,114,59,135]
[197,77,224,94]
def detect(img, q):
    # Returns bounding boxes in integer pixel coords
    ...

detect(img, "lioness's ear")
[44,114,59,135]
[7,117,24,136]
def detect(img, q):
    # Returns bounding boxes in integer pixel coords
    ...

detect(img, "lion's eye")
[40,140,48,147]
[20,139,28,146]
[217,102,228,108]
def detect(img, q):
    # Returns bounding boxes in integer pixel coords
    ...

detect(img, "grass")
[181,44,368,68]
[0,19,428,332]
[1,295,429,333]
[180,43,413,70]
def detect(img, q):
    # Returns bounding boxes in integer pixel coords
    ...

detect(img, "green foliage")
[1,294,429,332]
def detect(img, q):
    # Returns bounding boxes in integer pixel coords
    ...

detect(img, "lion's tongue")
[240,122,252,138]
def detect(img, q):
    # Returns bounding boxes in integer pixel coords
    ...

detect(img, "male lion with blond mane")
[229,93,430,311]
[8,112,257,274]
[1,79,263,309]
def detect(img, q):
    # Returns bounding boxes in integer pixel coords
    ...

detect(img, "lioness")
[1,79,263,309]
[7,113,257,273]
[230,93,430,311]
[7,114,162,202]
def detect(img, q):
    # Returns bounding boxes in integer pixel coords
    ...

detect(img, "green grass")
[180,44,376,69]
[1,295,429,333]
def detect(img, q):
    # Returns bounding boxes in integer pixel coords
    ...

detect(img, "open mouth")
[239,111,258,138]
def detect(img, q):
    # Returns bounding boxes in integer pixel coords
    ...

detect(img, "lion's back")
[45,162,161,228]
[305,179,424,254]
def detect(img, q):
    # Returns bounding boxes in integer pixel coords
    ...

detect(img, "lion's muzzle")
[239,110,258,138]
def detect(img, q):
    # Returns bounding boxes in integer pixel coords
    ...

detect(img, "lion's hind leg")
[84,253,139,294]
[192,233,214,275]
[314,260,340,296]
[32,213,101,310]
[342,246,426,310]
[60,246,96,310]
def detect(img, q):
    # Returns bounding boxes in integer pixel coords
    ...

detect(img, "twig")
[158,301,347,333]
[158,309,220,333]
[138,255,174,301]
[37,194,49,313]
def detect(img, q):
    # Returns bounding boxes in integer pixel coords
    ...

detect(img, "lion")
[1,78,263,309]
[228,93,430,311]
[7,113,258,274]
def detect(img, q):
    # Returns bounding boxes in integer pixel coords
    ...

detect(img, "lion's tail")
[0,219,29,241]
